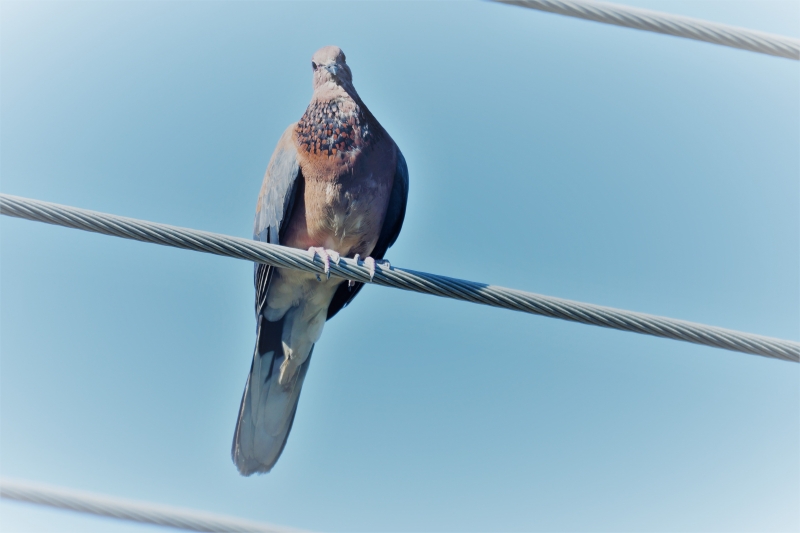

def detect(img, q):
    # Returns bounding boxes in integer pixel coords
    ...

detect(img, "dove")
[232,46,409,475]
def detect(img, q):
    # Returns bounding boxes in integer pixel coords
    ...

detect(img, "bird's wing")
[326,146,409,319]
[253,124,301,316]
[372,146,410,258]
[233,125,304,475]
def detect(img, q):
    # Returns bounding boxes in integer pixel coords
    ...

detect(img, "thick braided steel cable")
[2,193,797,362]
[493,0,800,60]
[1,478,306,533]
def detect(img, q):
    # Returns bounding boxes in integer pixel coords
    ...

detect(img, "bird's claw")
[308,247,341,280]
[352,255,390,282]
[364,257,376,281]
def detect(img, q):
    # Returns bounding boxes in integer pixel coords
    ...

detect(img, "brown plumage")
[283,46,397,260]
[233,46,409,475]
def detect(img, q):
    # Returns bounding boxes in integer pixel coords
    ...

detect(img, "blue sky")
[1,1,798,531]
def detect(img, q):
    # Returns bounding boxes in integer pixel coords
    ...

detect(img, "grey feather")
[233,125,307,475]
[252,125,301,317]
[253,124,301,244]
[232,317,313,475]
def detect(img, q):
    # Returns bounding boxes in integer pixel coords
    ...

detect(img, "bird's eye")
[311,61,318,71]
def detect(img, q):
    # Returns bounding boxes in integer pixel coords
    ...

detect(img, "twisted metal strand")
[1,478,304,533]
[2,193,797,362]
[494,0,800,60]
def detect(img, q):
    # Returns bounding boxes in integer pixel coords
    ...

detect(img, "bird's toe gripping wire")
[351,254,391,286]
[308,247,341,280]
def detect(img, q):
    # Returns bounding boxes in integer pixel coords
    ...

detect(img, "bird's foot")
[308,247,341,281]
[353,255,391,282]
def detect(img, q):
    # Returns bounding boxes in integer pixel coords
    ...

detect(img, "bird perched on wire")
[232,46,409,475]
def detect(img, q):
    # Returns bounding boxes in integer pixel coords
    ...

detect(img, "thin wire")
[493,0,800,60]
[1,193,797,363]
[1,478,306,533]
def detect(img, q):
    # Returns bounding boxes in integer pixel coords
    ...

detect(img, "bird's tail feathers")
[232,315,313,475]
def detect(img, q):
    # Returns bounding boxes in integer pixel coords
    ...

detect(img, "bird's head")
[311,46,353,91]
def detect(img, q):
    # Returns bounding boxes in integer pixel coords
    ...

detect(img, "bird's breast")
[286,95,396,258]
[293,167,393,257]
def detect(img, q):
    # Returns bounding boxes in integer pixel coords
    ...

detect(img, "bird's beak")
[324,63,339,77]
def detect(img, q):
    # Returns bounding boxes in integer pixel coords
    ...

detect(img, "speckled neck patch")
[296,99,376,157]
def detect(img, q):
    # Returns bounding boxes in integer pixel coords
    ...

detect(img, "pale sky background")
[1,1,798,532]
